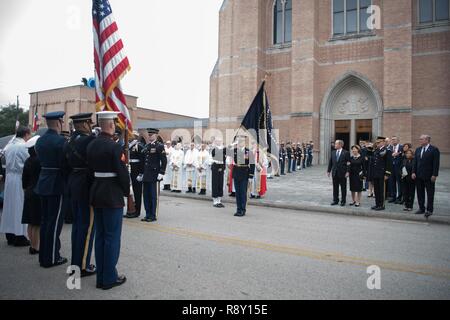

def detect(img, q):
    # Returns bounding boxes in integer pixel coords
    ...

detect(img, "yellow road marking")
[124,220,450,280]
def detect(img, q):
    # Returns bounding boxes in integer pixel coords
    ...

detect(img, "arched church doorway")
[320,71,383,163]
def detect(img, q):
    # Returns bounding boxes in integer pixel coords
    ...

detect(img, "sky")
[0,0,223,118]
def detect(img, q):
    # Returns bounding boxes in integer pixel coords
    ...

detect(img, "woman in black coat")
[21,145,42,255]
[401,149,415,211]
[349,145,365,207]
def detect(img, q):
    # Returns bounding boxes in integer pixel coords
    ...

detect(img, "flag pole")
[124,119,136,215]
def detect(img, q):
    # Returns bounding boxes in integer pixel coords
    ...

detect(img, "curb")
[160,192,450,226]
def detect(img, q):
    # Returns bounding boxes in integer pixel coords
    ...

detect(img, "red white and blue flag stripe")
[92,0,132,130]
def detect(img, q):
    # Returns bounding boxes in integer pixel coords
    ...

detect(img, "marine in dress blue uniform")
[141,128,167,222]
[64,113,96,277]
[35,111,68,268]
[86,111,130,290]
[230,136,255,217]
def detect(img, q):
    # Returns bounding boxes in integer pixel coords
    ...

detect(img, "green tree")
[0,103,29,138]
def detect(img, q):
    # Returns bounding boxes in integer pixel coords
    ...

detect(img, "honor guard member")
[230,135,255,217]
[279,142,286,175]
[211,138,226,208]
[87,111,129,290]
[141,128,167,222]
[35,111,68,268]
[124,132,145,219]
[64,113,96,277]
[371,136,393,211]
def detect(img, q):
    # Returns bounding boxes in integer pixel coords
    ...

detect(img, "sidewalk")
[161,165,450,225]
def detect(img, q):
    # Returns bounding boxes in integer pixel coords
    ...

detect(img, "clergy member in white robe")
[0,127,32,246]
[170,143,183,193]
[184,143,198,193]
[196,144,209,195]
[162,141,173,190]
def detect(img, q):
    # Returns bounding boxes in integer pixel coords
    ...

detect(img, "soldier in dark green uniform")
[141,128,167,222]
[371,136,393,211]
[64,113,96,277]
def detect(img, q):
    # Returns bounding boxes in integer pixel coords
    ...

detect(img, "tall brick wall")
[210,0,450,167]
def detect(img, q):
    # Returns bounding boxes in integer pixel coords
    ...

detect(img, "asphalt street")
[1,197,449,300]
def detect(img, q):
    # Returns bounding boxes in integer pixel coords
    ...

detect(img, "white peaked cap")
[97,111,120,120]
[25,135,40,148]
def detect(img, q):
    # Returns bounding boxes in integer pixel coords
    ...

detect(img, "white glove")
[157,174,164,181]
[136,174,143,182]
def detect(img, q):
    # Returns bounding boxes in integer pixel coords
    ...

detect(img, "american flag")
[92,0,132,130]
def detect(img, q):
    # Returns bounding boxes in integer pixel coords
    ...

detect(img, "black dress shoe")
[124,213,137,219]
[149,218,157,222]
[414,210,425,215]
[234,212,243,217]
[425,211,433,219]
[141,218,150,222]
[102,275,127,290]
[218,203,225,208]
[81,265,97,278]
[96,283,103,289]
[14,237,30,247]
[371,206,378,210]
[29,247,39,255]
[375,206,385,211]
[330,202,339,206]
[41,257,68,268]
[340,202,346,207]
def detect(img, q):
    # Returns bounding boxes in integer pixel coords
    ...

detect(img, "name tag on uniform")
[150,148,156,154]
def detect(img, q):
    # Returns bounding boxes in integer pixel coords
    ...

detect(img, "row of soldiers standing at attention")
[278,141,314,175]
[124,135,263,212]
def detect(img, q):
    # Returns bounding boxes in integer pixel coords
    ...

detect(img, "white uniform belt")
[129,159,141,163]
[94,172,118,178]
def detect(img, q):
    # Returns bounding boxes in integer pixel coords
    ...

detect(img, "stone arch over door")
[319,71,383,164]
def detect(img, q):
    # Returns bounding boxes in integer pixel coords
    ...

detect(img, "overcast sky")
[0,0,223,118]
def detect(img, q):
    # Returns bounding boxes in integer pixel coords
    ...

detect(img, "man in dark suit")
[412,134,440,218]
[327,140,350,206]
[388,136,403,204]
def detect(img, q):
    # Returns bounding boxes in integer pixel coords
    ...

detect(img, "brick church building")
[209,0,450,166]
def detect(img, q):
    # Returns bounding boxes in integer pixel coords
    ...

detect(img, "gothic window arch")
[273,0,292,45]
